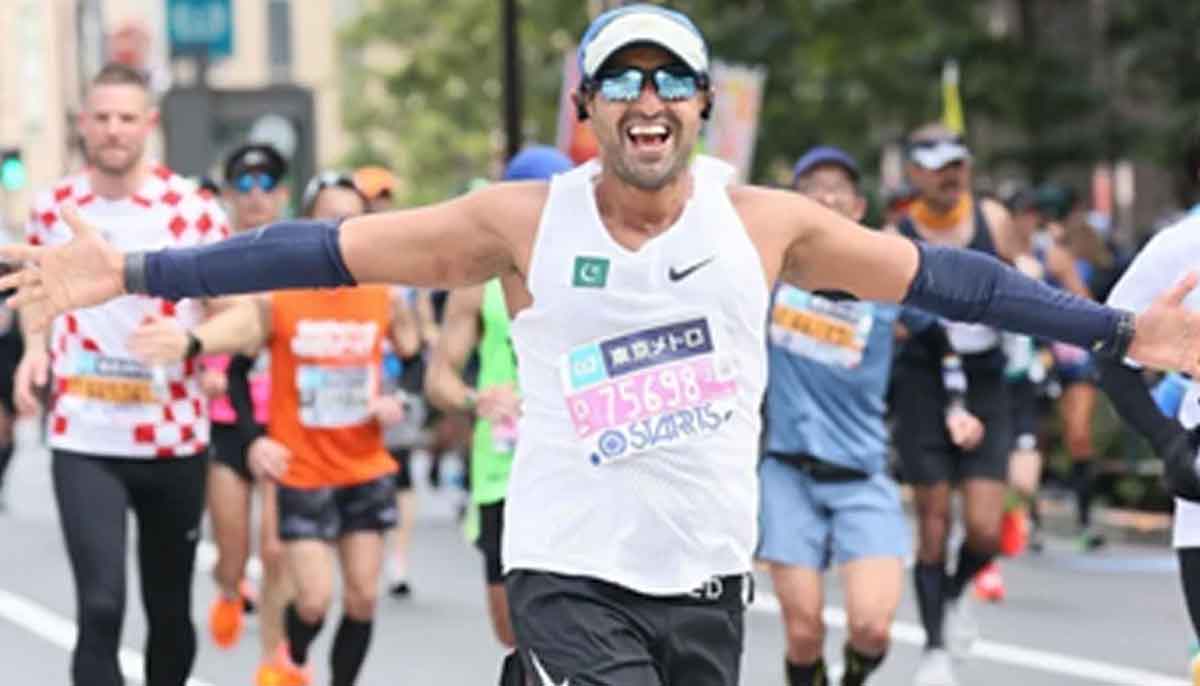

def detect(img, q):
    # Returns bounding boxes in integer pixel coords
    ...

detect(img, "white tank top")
[503,155,769,594]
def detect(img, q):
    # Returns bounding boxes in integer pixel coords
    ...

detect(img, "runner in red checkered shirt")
[12,63,229,686]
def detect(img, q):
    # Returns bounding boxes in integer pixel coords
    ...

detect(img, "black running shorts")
[506,570,748,686]
[476,500,505,584]
[209,423,257,482]
[277,472,398,541]
[894,364,1012,484]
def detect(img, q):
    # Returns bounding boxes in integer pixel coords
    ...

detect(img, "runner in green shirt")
[423,146,571,685]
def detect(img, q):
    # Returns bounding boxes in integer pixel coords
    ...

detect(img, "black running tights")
[53,450,206,686]
[1180,548,1200,642]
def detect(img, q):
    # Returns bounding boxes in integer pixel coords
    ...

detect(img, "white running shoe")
[944,595,979,658]
[913,648,957,686]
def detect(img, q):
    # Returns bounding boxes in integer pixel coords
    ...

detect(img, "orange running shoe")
[973,561,1006,603]
[255,643,312,686]
[208,594,244,649]
[999,508,1028,557]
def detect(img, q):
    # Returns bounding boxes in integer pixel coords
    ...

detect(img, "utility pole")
[502,0,522,160]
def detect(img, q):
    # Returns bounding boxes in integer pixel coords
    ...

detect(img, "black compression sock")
[914,562,946,648]
[1071,460,1095,529]
[0,443,13,486]
[1029,496,1042,528]
[948,543,993,600]
[785,657,828,686]
[331,616,373,686]
[841,643,886,686]
[285,603,324,666]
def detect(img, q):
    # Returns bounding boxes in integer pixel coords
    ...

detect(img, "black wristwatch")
[184,331,204,360]
[1092,309,1135,360]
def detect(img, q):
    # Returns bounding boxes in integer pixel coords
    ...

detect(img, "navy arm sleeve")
[134,220,356,300]
[902,242,1126,355]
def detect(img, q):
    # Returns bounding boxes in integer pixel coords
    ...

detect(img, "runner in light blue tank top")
[758,146,984,686]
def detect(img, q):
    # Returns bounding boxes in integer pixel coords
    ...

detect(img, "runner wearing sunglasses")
[7,7,1200,685]
[887,123,1032,685]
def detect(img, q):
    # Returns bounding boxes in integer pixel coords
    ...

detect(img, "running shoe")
[208,593,244,649]
[973,561,1006,603]
[1077,528,1107,552]
[912,648,957,686]
[944,595,979,658]
[255,643,312,686]
[999,509,1028,557]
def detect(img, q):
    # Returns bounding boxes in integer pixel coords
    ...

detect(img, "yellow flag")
[942,59,965,135]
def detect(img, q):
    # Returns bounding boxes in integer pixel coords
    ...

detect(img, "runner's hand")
[946,408,985,451]
[1130,272,1200,376]
[248,436,291,482]
[0,205,125,332]
[369,394,406,426]
[476,384,521,423]
[200,370,227,398]
[13,349,50,416]
[128,314,188,364]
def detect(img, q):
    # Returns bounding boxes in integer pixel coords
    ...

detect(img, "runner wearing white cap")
[6,6,1200,685]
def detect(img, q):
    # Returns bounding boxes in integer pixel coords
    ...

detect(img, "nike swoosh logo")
[668,256,715,282]
[529,650,570,686]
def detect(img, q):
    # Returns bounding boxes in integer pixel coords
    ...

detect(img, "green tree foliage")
[341,0,1118,199]
[340,1,590,203]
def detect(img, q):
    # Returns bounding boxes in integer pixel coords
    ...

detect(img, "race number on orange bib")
[62,354,156,404]
[770,285,872,368]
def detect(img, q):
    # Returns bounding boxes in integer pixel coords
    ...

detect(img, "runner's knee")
[782,610,824,662]
[342,581,379,620]
[847,613,891,654]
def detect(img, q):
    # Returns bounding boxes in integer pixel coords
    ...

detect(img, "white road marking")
[0,587,217,686]
[751,591,1188,686]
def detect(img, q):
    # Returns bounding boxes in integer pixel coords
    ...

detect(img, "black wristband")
[124,252,148,295]
[1093,309,1135,360]
[184,331,204,360]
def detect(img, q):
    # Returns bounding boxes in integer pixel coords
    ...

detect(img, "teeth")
[629,125,668,136]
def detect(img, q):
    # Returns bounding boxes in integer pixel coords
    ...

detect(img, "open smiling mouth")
[626,123,672,153]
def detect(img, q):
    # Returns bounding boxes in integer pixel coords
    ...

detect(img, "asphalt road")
[0,420,1192,686]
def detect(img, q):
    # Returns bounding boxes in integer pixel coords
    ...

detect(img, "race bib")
[770,286,873,369]
[943,321,999,354]
[561,317,738,465]
[297,364,373,428]
[64,353,155,405]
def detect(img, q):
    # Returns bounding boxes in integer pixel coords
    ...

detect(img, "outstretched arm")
[751,185,1200,375]
[0,183,545,329]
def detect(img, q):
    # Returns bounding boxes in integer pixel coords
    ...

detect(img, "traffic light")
[0,149,25,191]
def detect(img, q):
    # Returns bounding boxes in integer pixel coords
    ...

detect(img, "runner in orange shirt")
[130,172,417,686]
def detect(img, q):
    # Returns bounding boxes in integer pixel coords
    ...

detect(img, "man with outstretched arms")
[5,7,1199,685]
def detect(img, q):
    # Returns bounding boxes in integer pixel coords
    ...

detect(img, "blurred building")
[0,0,356,234]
